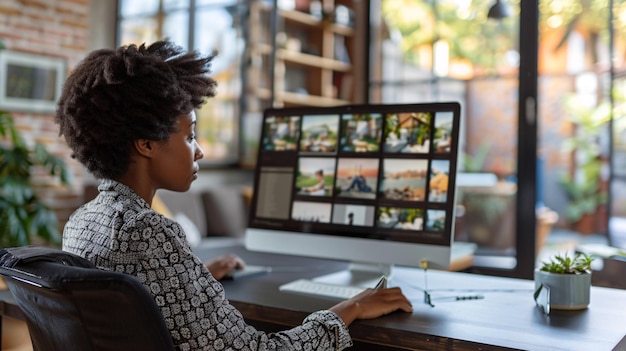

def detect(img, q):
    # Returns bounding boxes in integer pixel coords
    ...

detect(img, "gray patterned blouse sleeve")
[122,210,353,351]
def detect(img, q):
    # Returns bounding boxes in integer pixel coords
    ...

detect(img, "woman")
[56,39,412,350]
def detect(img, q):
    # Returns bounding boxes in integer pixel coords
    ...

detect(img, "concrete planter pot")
[534,269,591,310]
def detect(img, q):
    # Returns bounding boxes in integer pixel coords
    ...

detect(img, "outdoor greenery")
[0,110,69,247]
[539,252,593,274]
[381,0,624,75]
[461,142,492,172]
[559,95,610,223]
[381,0,514,70]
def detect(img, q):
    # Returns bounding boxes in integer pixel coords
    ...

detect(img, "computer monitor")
[245,102,461,287]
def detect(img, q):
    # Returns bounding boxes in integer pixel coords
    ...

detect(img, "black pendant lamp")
[488,0,510,19]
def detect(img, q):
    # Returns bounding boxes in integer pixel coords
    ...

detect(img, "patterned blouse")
[63,179,353,351]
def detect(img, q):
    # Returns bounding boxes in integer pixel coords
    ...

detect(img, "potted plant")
[534,252,593,312]
[0,110,69,247]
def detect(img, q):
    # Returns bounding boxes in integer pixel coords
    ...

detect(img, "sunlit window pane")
[117,0,240,164]
[163,0,189,10]
[196,0,238,6]
[195,8,242,77]
[119,0,159,17]
[119,17,159,46]
[163,11,189,49]
[376,0,521,267]
[192,6,242,163]
[196,99,238,163]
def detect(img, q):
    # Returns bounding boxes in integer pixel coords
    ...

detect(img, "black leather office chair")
[0,246,175,351]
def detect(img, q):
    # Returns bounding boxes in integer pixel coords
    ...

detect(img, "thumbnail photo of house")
[433,111,454,153]
[262,115,300,151]
[383,112,432,153]
[340,113,382,152]
[300,114,340,153]
[426,209,446,231]
[379,158,428,201]
[377,207,424,231]
[429,159,450,203]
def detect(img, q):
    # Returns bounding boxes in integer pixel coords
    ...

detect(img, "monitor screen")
[245,102,461,284]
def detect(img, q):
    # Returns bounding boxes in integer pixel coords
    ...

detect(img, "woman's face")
[152,111,204,192]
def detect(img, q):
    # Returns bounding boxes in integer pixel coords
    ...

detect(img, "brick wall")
[0,0,92,236]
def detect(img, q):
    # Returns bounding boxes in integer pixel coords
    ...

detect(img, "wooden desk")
[1,243,625,351]
[196,243,626,351]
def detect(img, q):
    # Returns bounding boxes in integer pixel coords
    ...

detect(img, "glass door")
[608,0,626,249]
[369,0,537,277]
[538,0,626,260]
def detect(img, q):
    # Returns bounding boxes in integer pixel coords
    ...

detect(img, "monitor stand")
[310,261,394,289]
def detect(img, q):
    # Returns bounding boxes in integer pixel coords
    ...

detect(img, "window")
[371,0,626,278]
[370,0,526,275]
[117,0,246,165]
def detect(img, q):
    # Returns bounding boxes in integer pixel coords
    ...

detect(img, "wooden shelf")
[279,8,322,27]
[251,88,271,100]
[253,45,351,71]
[251,88,349,107]
[279,9,355,36]
[246,0,365,110]
[278,91,349,106]
[277,49,351,71]
[328,23,354,37]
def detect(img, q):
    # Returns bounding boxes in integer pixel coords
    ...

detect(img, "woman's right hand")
[329,287,413,326]
[204,253,245,280]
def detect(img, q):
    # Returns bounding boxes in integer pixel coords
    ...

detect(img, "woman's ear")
[134,139,154,158]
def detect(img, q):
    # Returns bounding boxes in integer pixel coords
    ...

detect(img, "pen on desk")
[374,276,387,289]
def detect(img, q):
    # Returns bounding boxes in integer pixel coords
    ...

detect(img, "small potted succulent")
[534,252,593,312]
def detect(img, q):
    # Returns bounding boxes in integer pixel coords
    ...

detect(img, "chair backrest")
[0,246,175,351]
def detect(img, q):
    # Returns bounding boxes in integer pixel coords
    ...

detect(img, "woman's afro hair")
[56,39,217,180]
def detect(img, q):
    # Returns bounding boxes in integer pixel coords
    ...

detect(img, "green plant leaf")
[559,93,611,223]
[0,110,69,247]
[540,252,593,274]
[34,143,70,183]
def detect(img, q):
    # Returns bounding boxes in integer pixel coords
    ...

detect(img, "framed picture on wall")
[0,50,66,113]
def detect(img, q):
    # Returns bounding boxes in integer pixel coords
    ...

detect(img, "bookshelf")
[240,0,366,167]
[245,0,366,111]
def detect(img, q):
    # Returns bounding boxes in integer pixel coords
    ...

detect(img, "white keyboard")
[279,279,366,299]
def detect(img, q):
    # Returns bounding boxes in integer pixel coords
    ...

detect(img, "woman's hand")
[329,287,413,326]
[204,253,245,280]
